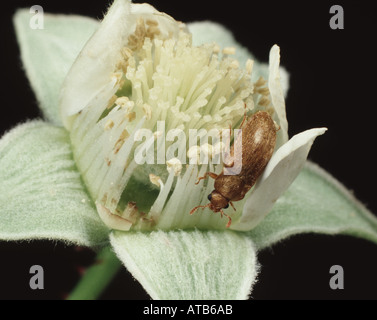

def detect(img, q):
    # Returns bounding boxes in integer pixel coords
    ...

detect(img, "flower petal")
[269,45,289,145]
[59,0,131,128]
[231,128,327,231]
[0,121,108,246]
[110,229,258,299]
[13,9,99,125]
[248,161,377,250]
[187,21,290,97]
[60,0,182,129]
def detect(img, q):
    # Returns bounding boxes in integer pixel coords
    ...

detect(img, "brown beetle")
[190,111,277,227]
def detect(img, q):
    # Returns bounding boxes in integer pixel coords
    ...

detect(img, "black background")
[1,0,377,300]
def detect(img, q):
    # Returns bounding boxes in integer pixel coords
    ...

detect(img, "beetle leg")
[195,172,218,185]
[190,203,210,215]
[220,209,232,228]
[229,201,236,211]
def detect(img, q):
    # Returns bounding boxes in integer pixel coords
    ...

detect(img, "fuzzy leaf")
[13,9,99,125]
[248,161,377,250]
[110,229,258,300]
[0,121,109,246]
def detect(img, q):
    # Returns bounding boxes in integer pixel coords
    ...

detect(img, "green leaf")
[248,161,377,250]
[110,229,257,299]
[13,9,99,125]
[0,121,109,246]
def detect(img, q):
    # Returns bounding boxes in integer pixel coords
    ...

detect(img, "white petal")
[60,0,182,129]
[95,202,132,231]
[269,45,289,145]
[249,161,377,250]
[60,0,131,128]
[231,127,327,231]
[130,3,182,39]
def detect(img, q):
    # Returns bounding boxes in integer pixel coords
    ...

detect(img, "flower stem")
[67,246,121,300]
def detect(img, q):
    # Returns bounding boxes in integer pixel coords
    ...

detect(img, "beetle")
[189,110,277,228]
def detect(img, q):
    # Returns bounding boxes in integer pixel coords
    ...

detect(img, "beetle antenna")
[190,204,210,215]
[229,201,236,211]
[239,103,248,129]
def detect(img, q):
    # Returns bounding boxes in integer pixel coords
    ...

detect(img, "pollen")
[106,95,118,109]
[149,173,163,188]
[104,119,114,131]
[115,96,130,108]
[255,76,267,87]
[259,96,271,107]
[127,17,162,51]
[256,87,270,96]
[125,111,136,122]
[166,158,183,176]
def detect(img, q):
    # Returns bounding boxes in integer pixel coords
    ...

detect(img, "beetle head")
[208,191,229,212]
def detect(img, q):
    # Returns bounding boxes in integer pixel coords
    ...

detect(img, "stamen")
[149,173,164,188]
[146,19,158,27]
[213,44,221,54]
[142,103,152,120]
[246,59,254,74]
[125,111,136,122]
[222,47,236,55]
[259,96,271,107]
[167,158,183,176]
[106,95,118,109]
[230,60,240,69]
[201,143,213,159]
[257,87,270,96]
[255,76,267,87]
[187,146,201,164]
[121,201,140,223]
[70,27,263,231]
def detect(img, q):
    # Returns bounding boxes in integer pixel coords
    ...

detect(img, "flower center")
[69,19,270,231]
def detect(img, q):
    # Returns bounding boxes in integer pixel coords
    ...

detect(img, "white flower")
[59,0,326,232]
[7,0,377,301]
